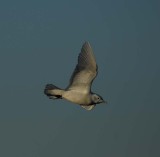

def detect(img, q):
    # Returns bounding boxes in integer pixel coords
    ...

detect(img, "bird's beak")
[102,100,107,104]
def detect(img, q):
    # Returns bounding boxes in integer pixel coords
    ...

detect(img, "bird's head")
[91,93,106,104]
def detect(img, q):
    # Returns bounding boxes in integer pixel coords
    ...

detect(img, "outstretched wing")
[66,42,98,93]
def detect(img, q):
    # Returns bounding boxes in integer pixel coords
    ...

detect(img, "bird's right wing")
[81,105,95,111]
[66,42,98,93]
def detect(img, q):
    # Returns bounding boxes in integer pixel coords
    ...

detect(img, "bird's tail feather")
[44,84,64,99]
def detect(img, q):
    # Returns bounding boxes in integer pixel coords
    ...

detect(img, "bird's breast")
[62,90,90,105]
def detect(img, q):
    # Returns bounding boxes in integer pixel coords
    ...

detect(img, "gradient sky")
[0,0,160,157]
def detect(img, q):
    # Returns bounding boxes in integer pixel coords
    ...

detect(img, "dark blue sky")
[0,0,160,156]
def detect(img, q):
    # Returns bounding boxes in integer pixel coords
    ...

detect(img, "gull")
[44,42,106,110]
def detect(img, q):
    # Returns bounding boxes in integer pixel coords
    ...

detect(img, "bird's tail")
[44,84,64,99]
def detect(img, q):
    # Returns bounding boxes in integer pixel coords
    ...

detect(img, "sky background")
[0,0,160,156]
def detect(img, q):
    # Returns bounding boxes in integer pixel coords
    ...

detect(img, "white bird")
[44,42,106,110]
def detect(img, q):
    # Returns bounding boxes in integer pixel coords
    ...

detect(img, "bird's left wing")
[66,42,98,93]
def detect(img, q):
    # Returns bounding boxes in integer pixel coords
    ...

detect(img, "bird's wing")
[81,105,95,111]
[66,42,98,93]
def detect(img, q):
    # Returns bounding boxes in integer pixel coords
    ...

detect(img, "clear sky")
[0,0,160,156]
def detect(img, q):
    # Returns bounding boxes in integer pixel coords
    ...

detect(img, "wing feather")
[66,42,98,93]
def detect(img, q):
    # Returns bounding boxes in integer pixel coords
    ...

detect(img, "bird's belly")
[62,91,90,105]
